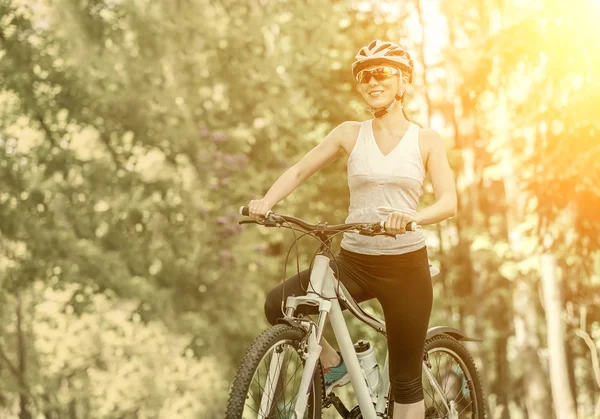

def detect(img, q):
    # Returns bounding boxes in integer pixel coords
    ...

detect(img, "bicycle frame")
[257,251,462,419]
[285,253,381,418]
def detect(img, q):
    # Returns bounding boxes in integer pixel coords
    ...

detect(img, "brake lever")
[238,216,279,227]
[263,219,278,227]
[378,223,397,238]
[354,223,396,238]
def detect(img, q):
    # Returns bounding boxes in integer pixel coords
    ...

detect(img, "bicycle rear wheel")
[387,334,485,419]
[225,324,323,419]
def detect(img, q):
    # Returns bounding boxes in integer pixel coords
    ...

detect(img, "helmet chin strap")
[366,94,403,118]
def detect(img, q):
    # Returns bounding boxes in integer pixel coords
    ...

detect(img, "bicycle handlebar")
[239,206,418,236]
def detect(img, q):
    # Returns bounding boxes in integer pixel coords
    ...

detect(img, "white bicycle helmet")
[352,40,414,83]
[352,40,414,118]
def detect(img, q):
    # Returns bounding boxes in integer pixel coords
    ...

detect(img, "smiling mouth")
[369,90,384,97]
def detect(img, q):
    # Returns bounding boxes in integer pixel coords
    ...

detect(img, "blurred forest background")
[0,0,599,418]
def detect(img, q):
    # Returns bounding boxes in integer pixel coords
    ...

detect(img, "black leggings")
[264,246,433,404]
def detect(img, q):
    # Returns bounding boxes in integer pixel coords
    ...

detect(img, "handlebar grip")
[380,221,419,232]
[240,206,273,219]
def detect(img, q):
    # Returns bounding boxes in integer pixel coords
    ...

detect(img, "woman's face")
[357,64,403,108]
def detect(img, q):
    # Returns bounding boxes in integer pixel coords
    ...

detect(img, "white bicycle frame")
[257,253,453,419]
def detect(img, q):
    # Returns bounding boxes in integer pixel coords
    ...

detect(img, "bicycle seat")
[429,264,440,277]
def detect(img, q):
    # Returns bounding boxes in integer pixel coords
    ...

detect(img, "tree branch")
[574,306,600,390]
[0,342,21,379]
[0,342,40,411]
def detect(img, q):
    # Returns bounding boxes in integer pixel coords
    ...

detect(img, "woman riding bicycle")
[246,40,457,419]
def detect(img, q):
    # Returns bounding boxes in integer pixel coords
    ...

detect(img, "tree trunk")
[42,393,57,419]
[17,294,32,419]
[501,120,553,418]
[493,331,511,419]
[573,305,600,419]
[513,278,552,419]
[414,0,448,293]
[540,253,577,419]
[564,323,579,414]
[0,295,5,410]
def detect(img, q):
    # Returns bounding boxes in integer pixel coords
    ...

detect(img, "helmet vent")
[388,50,408,58]
[373,42,391,54]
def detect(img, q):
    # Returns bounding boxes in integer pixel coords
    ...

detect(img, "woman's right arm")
[248,121,354,219]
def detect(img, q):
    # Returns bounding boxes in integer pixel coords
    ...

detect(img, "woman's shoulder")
[416,126,444,150]
[333,120,365,155]
[337,120,364,132]
[415,126,446,170]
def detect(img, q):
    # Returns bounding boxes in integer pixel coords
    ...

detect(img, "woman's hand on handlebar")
[240,206,417,237]
[246,199,272,220]
[384,212,418,235]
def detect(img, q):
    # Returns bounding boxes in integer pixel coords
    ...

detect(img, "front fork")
[290,302,329,419]
[267,253,335,418]
[291,325,323,418]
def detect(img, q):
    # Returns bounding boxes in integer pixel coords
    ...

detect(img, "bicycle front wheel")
[225,324,323,419]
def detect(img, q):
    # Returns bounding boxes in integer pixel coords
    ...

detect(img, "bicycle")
[225,207,485,419]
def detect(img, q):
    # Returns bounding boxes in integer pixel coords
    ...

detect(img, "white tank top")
[340,119,427,255]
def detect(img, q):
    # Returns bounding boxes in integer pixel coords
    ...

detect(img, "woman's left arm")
[415,128,457,225]
[384,128,457,235]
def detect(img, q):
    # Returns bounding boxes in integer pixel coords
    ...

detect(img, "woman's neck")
[373,105,409,133]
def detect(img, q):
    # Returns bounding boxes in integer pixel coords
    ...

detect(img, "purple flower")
[211,134,226,143]
[223,155,237,166]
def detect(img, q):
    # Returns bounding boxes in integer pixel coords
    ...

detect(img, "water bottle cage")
[360,363,379,375]
[358,361,381,393]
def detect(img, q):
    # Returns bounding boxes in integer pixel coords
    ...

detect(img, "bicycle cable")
[279,221,359,319]
[278,220,314,319]
[246,212,388,319]
[278,223,345,318]
[305,228,356,306]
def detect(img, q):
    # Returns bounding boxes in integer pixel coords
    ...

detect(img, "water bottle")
[354,339,382,395]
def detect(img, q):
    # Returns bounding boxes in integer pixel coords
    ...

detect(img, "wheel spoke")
[424,367,446,416]
[444,354,454,395]
[264,350,281,413]
[458,400,474,417]
[434,355,449,413]
[226,326,323,419]
[248,344,285,415]
[269,346,303,416]
[424,343,481,419]
[243,340,311,418]
[267,348,289,416]
[280,355,303,410]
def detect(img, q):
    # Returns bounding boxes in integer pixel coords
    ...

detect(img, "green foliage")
[0,0,598,417]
